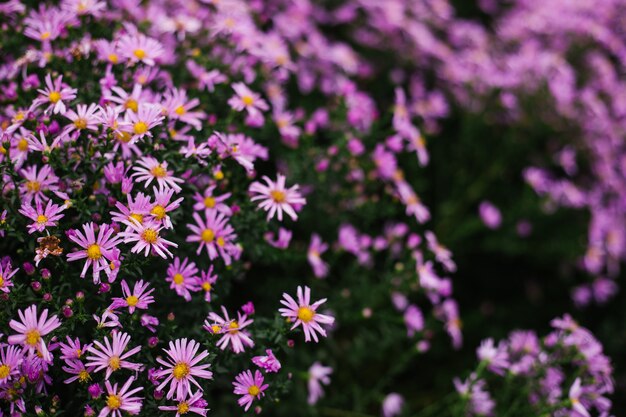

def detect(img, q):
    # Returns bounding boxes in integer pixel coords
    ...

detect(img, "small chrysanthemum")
[252,349,281,373]
[249,174,306,221]
[192,185,232,216]
[0,345,23,385]
[0,261,18,294]
[232,370,268,411]
[132,157,184,193]
[228,82,269,117]
[197,266,218,302]
[186,211,238,265]
[166,257,200,301]
[101,376,144,417]
[155,338,213,400]
[8,305,61,361]
[120,219,177,259]
[122,104,164,141]
[110,279,155,314]
[158,390,208,417]
[18,199,65,234]
[118,32,165,66]
[279,286,335,342]
[67,223,122,283]
[35,74,77,115]
[204,306,254,354]
[85,331,142,379]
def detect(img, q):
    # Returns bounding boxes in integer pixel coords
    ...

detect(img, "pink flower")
[67,223,122,283]
[163,88,205,130]
[479,201,502,229]
[279,286,335,343]
[62,360,95,384]
[264,227,292,249]
[186,60,227,92]
[382,393,404,417]
[192,185,232,217]
[150,186,184,229]
[58,336,91,362]
[122,104,165,141]
[210,132,268,172]
[117,32,164,66]
[205,306,254,354]
[8,305,61,361]
[19,164,68,204]
[35,74,77,115]
[0,345,23,385]
[120,219,177,259]
[232,370,268,411]
[155,338,213,400]
[158,390,208,417]
[166,257,200,301]
[307,234,329,278]
[249,174,306,221]
[85,332,142,379]
[569,378,590,417]
[0,261,18,294]
[18,199,65,234]
[62,103,100,138]
[132,157,184,193]
[197,266,218,302]
[110,279,155,313]
[101,376,144,417]
[186,211,238,265]
[110,192,153,230]
[307,362,332,405]
[228,82,269,117]
[252,349,281,373]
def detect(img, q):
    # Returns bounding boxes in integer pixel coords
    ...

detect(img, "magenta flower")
[19,164,67,204]
[232,370,268,411]
[382,393,404,417]
[110,192,153,230]
[35,74,77,115]
[85,332,142,379]
[163,88,205,130]
[228,82,269,118]
[479,201,502,229]
[0,261,18,294]
[197,266,218,302]
[252,349,281,373]
[158,390,208,417]
[151,186,183,229]
[210,132,268,172]
[58,336,91,362]
[100,376,143,417]
[8,305,61,361]
[307,362,332,405]
[62,360,95,384]
[166,257,200,301]
[205,306,254,354]
[122,104,165,141]
[62,103,100,138]
[155,338,213,400]
[120,220,177,259]
[193,185,232,217]
[0,345,23,385]
[249,174,306,221]
[186,211,238,265]
[67,223,122,283]
[110,279,155,313]
[279,286,335,343]
[118,32,164,66]
[18,199,65,234]
[132,157,184,193]
[307,234,329,278]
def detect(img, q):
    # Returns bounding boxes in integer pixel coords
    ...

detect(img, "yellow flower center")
[116,131,133,143]
[13,111,25,122]
[36,214,48,224]
[271,190,286,203]
[108,53,118,64]
[151,165,167,178]
[125,99,139,113]
[108,356,121,370]
[48,91,61,103]
[228,321,239,332]
[173,273,184,285]
[202,282,212,292]
[133,49,146,60]
[172,362,190,380]
[133,121,149,135]
[241,95,254,106]
[40,31,51,40]
[129,213,144,225]
[126,295,139,306]
[213,170,224,180]
[151,205,166,220]
[87,244,102,260]
[26,180,41,192]
[178,402,190,415]
[174,105,186,116]
[18,138,29,152]
[248,385,260,396]
[297,306,315,323]
[211,324,221,334]
[216,237,225,247]
[204,197,216,208]
[201,229,215,243]
[142,229,158,244]
[25,329,41,347]
[78,369,90,383]
[106,394,122,410]
[0,276,4,287]
[0,365,10,379]
[74,118,87,130]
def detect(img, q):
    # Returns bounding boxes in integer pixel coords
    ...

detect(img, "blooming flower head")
[18,199,65,234]
[0,261,18,294]
[35,74,77,115]
[163,88,205,130]
[110,279,155,313]
[58,336,91,362]
[193,185,232,216]
[63,103,100,138]
[232,370,268,411]
[249,174,306,221]
[166,257,200,301]
[118,32,165,66]
[155,338,213,400]
[62,360,95,384]
[158,390,208,417]
[19,164,67,204]
[228,82,269,117]
[8,305,61,361]
[205,306,254,354]
[120,219,177,259]
[197,266,218,302]
[252,349,281,373]
[67,223,122,283]
[0,345,23,386]
[150,186,184,229]
[85,331,142,379]
[101,376,143,417]
[279,286,335,342]
[186,211,238,265]
[122,104,165,141]
[132,156,184,193]
[307,362,332,405]
[111,192,153,230]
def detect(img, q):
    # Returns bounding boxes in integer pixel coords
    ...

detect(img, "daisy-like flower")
[25,130,62,153]
[232,370,268,412]
[18,199,65,234]
[211,132,268,172]
[307,362,332,405]
[158,391,208,417]
[227,82,269,117]
[19,164,67,204]
[62,103,100,139]
[279,286,335,343]
[85,332,142,379]
[192,185,232,216]
[252,349,281,373]
[186,60,227,92]
[166,257,200,301]
[205,306,254,354]
[117,32,165,66]
[110,280,155,313]
[0,345,23,385]
[8,305,61,361]
[120,219,177,259]
[0,261,18,294]
[101,376,143,417]
[110,192,153,229]
[122,103,164,141]
[35,74,77,115]
[163,88,205,130]
[58,336,91,362]
[186,211,238,265]
[249,174,306,221]
[132,157,184,193]
[150,186,184,229]
[155,338,213,400]
[197,266,218,302]
[67,223,122,283]
[62,360,94,384]
[105,84,144,113]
